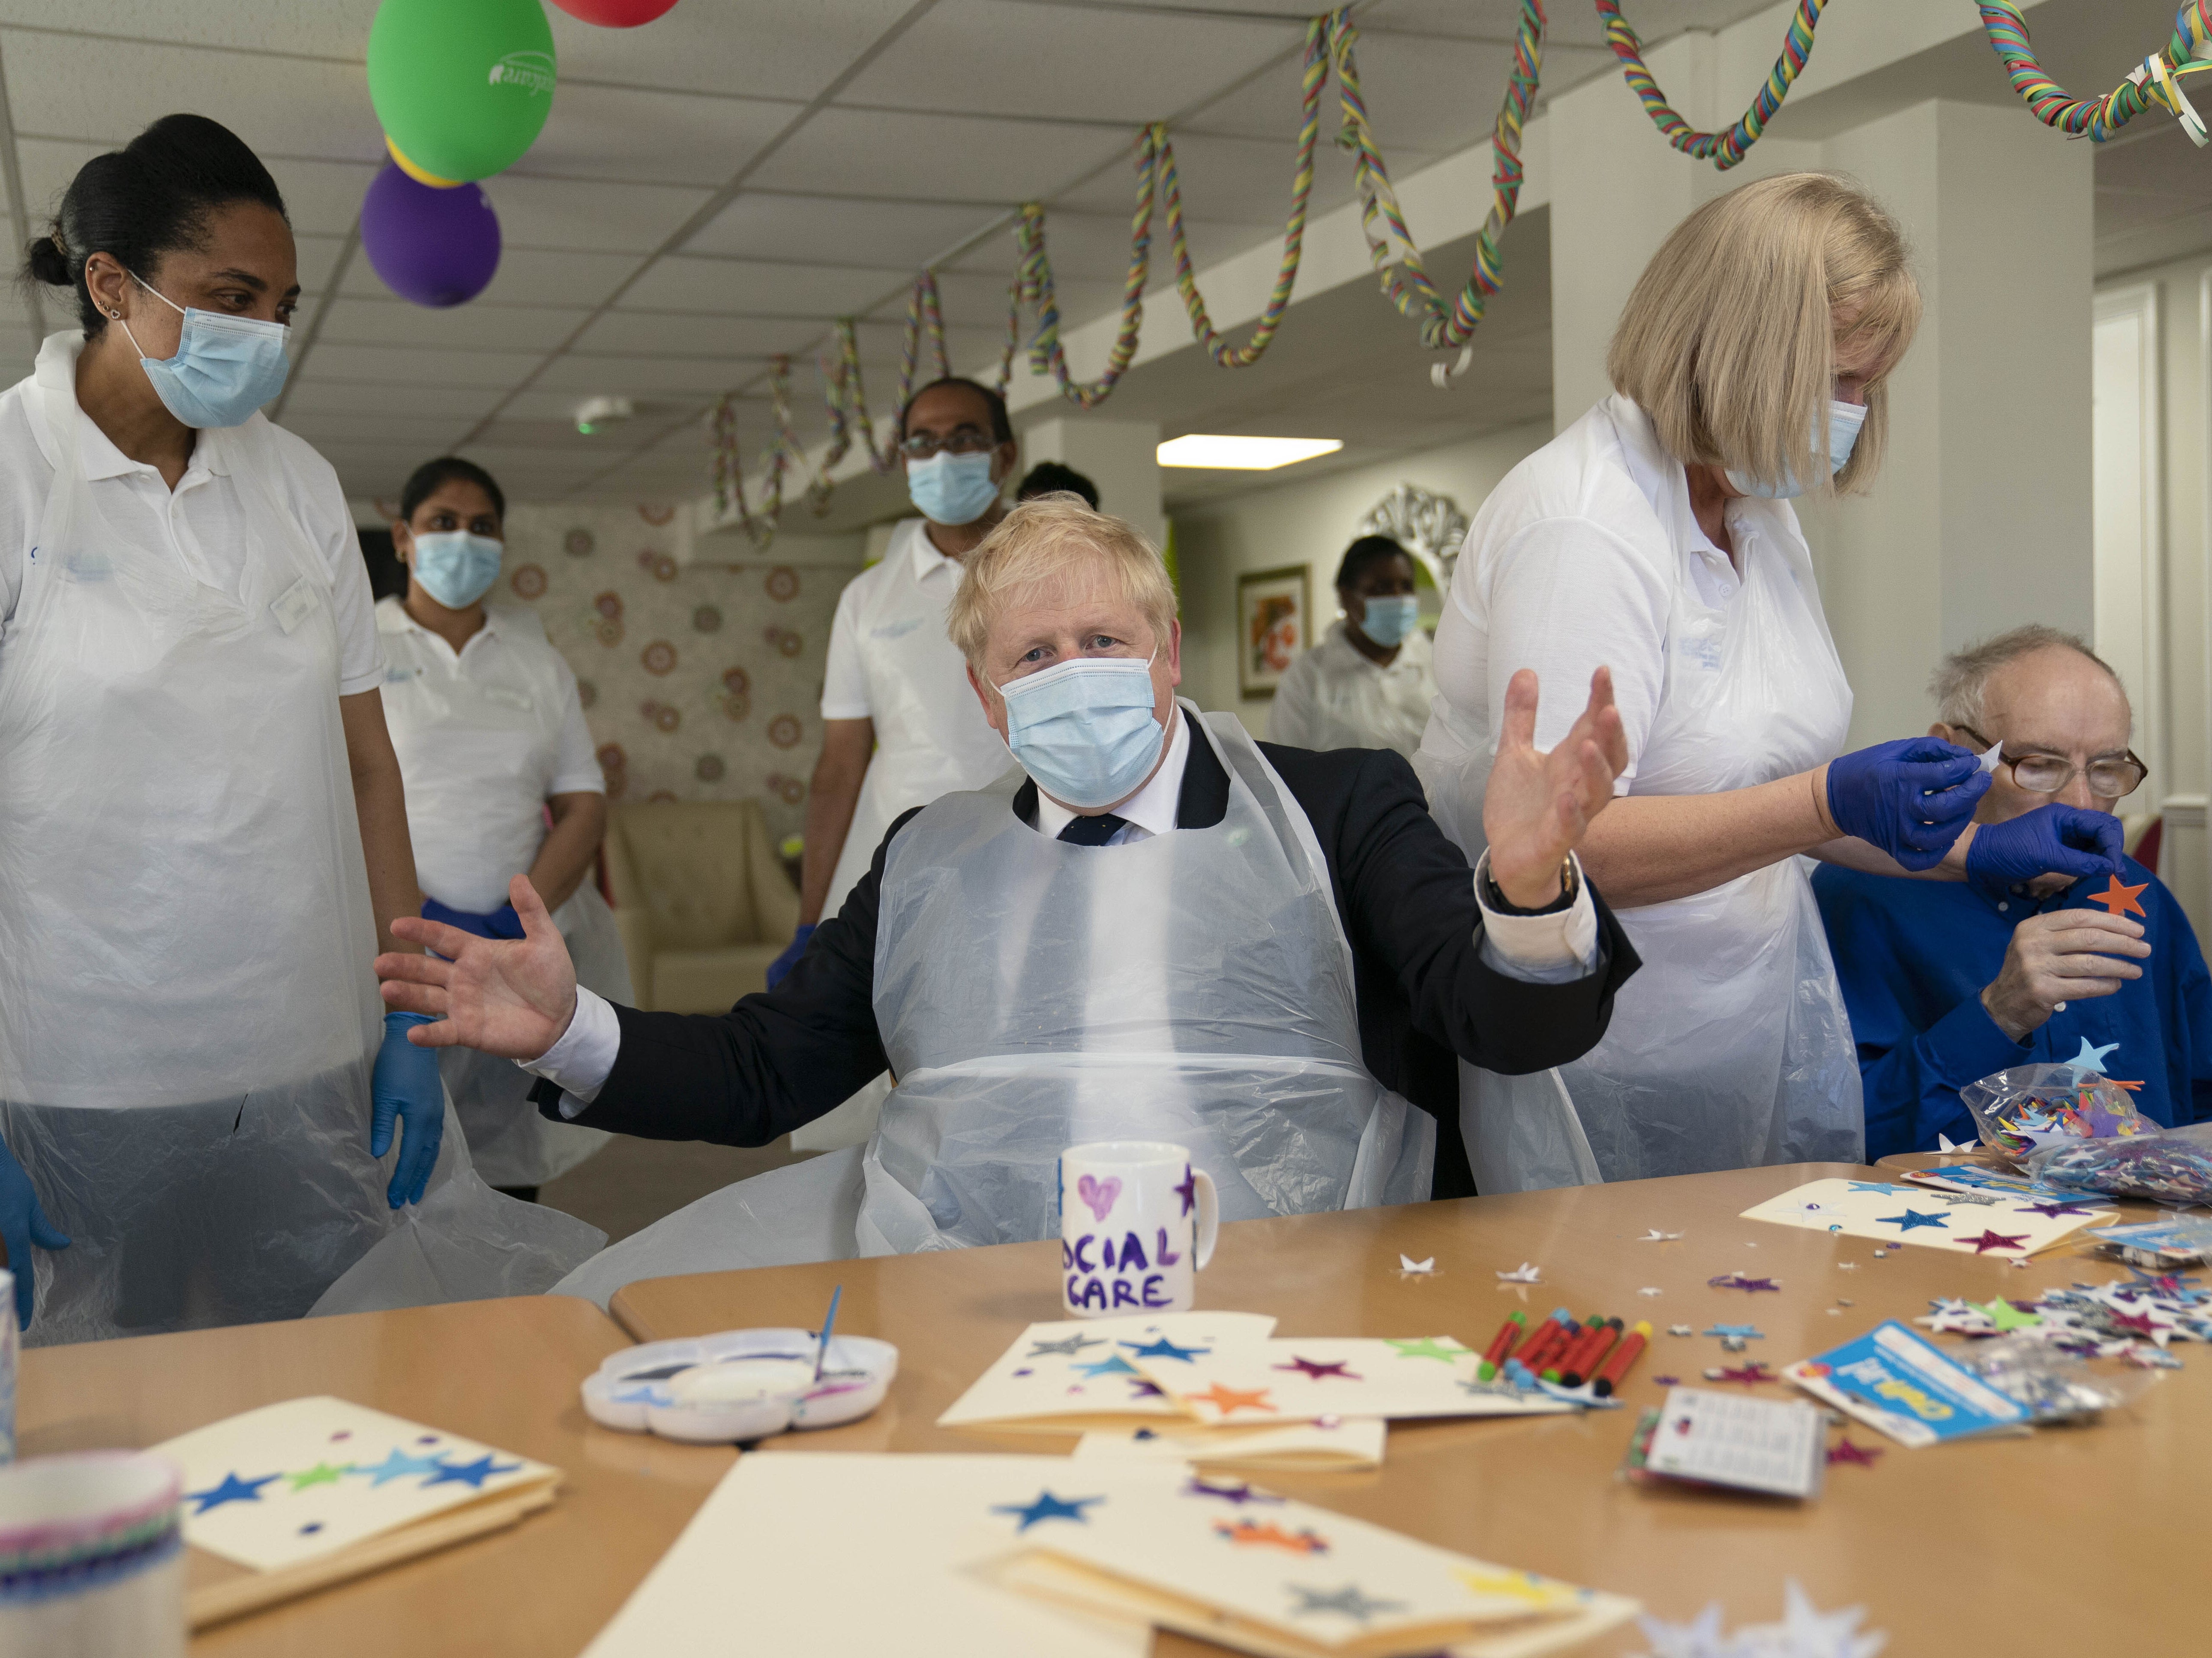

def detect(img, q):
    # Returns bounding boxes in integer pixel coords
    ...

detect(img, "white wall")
[1173,422,1550,731]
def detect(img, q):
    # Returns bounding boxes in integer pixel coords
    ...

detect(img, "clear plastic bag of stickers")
[1958,1064,2147,1168]
[1960,1334,2153,1425]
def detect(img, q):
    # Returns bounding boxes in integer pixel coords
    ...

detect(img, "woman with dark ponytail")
[0,114,595,1344]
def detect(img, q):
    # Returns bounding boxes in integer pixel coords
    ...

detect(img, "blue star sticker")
[186,1471,279,1514]
[1876,1208,1951,1232]
[1119,1336,1209,1362]
[1703,1323,1763,1340]
[1287,1583,1408,1623]
[1846,1181,1903,1195]
[991,1489,1105,1532]
[347,1448,448,1487]
[1073,1355,1138,1378]
[423,1454,522,1490]
[2067,1037,2120,1073]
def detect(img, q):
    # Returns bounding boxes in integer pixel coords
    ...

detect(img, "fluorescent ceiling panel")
[1157,434,1342,469]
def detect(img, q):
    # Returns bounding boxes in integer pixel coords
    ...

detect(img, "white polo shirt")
[0,345,382,696]
[1268,618,1439,759]
[377,597,604,914]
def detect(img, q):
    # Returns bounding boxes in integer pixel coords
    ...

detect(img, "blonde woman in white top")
[1417,173,2115,1190]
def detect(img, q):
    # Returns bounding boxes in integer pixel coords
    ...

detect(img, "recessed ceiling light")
[1156,435,1343,470]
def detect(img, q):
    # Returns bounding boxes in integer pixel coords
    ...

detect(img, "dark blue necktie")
[1057,813,1129,847]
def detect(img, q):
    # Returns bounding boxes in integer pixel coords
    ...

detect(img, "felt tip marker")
[1547,1312,1608,1385]
[1592,1322,1652,1398]
[1511,1308,1570,1375]
[1561,1317,1622,1388]
[1477,1310,1526,1382]
[1530,1319,1581,1381]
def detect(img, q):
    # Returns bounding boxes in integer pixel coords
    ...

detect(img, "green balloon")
[368,0,556,183]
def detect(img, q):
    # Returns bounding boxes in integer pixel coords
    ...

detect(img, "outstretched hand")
[378,875,580,1062]
[1481,667,1628,908]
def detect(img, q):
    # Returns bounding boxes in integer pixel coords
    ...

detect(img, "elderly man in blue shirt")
[1814,625,2212,1158]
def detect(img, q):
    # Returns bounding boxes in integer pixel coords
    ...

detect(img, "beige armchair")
[602,799,803,1013]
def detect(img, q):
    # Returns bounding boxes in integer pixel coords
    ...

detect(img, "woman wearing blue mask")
[1269,536,1437,759]
[0,116,591,1342]
[1416,172,2111,1194]
[376,457,631,1201]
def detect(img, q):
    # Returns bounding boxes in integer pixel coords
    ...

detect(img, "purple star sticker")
[1173,1165,1197,1217]
[2017,1200,2100,1218]
[1273,1355,1361,1381]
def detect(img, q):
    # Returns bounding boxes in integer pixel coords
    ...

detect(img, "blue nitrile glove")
[371,1010,444,1208]
[1825,737,1991,870]
[765,923,817,992]
[1966,803,2126,890]
[0,1136,67,1331]
[422,896,525,940]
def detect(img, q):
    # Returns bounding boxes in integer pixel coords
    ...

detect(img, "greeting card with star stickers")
[937,1311,1278,1433]
[1738,1177,2108,1261]
[150,1395,557,1574]
[977,1464,1639,1658]
[1072,1416,1388,1472]
[1127,1338,1575,1427]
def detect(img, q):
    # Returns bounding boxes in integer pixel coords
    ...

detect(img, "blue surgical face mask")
[118,273,291,429]
[410,531,504,609]
[907,450,1000,526]
[998,653,1164,810]
[1724,399,1869,500]
[1355,594,1420,648]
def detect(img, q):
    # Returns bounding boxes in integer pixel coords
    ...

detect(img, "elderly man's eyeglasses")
[899,431,998,460]
[1951,724,2148,800]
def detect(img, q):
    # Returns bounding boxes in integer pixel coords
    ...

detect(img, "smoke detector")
[575,396,635,436]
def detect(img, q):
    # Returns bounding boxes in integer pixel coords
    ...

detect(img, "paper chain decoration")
[707,354,820,547]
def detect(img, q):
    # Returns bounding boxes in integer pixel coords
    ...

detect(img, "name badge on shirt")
[270,575,319,635]
[482,686,533,712]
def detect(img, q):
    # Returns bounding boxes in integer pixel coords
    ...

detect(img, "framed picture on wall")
[1237,563,1310,699]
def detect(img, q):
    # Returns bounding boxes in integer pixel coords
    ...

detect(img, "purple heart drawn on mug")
[1076,1173,1122,1223]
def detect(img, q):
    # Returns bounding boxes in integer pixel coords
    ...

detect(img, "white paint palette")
[580,1328,898,1444]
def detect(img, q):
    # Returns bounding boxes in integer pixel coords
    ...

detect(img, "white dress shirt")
[525,706,1600,1112]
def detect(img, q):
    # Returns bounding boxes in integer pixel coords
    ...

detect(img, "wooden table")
[612,1160,2203,1658]
[17,1295,733,1657]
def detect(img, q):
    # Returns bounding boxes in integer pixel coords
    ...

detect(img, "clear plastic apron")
[548,705,1433,1307]
[1424,423,1862,1188]
[857,705,1432,1253]
[380,636,629,1187]
[821,522,1017,917]
[0,341,600,1343]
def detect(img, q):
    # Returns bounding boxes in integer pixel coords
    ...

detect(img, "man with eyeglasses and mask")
[774,377,1023,988]
[1814,625,2212,1157]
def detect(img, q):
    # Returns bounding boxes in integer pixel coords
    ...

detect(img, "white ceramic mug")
[0,1269,15,1465]
[1058,1141,1220,1317]
[0,1451,186,1657]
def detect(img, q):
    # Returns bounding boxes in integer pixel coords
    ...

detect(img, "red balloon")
[547,0,679,24]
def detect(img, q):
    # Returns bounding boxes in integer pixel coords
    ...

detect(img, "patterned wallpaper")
[495,503,845,839]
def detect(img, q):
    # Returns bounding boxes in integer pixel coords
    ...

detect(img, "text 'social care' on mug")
[0,1451,186,1657]
[1058,1141,1220,1317]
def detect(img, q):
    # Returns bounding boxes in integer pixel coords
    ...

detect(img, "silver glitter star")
[1286,1583,1408,1624]
[1025,1334,1106,1358]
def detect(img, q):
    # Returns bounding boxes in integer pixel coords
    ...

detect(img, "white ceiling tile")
[16,137,109,227]
[943,208,1264,285]
[620,255,907,316]
[500,386,757,423]
[5,35,381,165]
[344,247,640,309]
[746,107,1128,203]
[924,267,1118,333]
[265,158,381,239]
[295,234,353,301]
[574,310,820,358]
[685,192,1001,268]
[480,173,713,254]
[316,297,594,352]
[534,354,770,397]
[1051,129,1427,227]
[508,82,790,188]
[279,380,507,420]
[548,0,914,102]
[0,5,380,57]
[300,342,545,389]
[280,412,469,450]
[836,0,1302,123]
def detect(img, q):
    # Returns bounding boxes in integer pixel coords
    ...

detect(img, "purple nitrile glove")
[1825,737,1990,870]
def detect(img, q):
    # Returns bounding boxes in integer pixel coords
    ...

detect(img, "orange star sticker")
[2087,874,2148,918]
[1187,1382,1275,1418]
[1214,1520,1329,1554]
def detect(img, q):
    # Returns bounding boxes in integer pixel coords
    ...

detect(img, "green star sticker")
[1974,1298,2042,1334]
[285,1461,351,1492]
[1385,1336,1474,1364]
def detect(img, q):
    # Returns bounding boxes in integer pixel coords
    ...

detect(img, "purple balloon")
[359,162,501,308]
